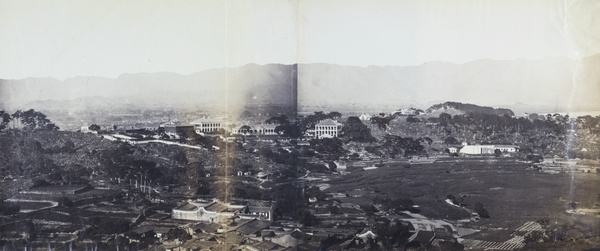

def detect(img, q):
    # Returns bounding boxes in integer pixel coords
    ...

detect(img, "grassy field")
[326,157,600,229]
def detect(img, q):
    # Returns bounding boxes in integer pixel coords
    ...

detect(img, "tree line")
[0,109,59,131]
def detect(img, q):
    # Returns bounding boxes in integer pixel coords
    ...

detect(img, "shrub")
[474,202,490,218]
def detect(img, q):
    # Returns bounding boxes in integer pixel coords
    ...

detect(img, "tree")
[524,231,544,244]
[439,112,452,126]
[266,115,289,125]
[196,180,211,196]
[446,194,463,206]
[370,115,394,130]
[275,123,301,138]
[494,149,502,157]
[444,136,459,145]
[373,219,412,248]
[327,111,342,119]
[474,202,490,218]
[166,228,191,241]
[0,110,11,132]
[88,124,101,131]
[311,138,345,154]
[342,116,375,142]
[406,116,420,123]
[380,135,425,157]
[12,109,58,130]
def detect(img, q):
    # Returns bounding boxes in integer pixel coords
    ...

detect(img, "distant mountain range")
[297,54,600,113]
[0,64,298,111]
[1,54,598,114]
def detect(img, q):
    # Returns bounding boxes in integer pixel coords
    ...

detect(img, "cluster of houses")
[167,197,461,250]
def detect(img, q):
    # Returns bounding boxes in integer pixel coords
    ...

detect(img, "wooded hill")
[426,102,514,116]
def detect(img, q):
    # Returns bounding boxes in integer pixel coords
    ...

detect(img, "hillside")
[0,130,201,199]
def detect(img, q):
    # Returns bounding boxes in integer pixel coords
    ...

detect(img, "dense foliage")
[342,116,376,142]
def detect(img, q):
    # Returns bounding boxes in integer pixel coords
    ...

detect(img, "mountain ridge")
[1,55,599,113]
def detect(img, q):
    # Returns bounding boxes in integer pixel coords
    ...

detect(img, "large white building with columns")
[314,119,343,139]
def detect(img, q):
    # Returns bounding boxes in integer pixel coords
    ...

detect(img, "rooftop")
[174,203,198,211]
[316,119,341,126]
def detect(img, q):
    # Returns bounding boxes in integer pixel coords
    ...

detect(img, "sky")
[1,0,599,80]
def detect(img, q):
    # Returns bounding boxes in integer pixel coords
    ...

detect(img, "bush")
[524,231,544,244]
[474,202,490,218]
[166,228,191,241]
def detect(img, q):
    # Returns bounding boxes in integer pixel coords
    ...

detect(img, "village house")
[447,147,458,154]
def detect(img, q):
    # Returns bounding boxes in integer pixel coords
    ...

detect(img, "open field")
[325,157,600,236]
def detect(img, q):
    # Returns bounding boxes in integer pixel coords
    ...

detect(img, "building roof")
[494,145,518,148]
[234,220,271,235]
[190,118,224,124]
[174,203,198,211]
[408,231,435,244]
[290,229,310,240]
[255,123,278,130]
[252,240,282,250]
[246,206,272,213]
[316,119,341,126]
[204,201,229,213]
[190,222,221,233]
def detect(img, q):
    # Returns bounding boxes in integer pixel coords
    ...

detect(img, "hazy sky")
[1,0,599,80]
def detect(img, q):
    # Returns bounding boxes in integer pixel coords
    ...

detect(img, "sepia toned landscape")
[1,1,600,250]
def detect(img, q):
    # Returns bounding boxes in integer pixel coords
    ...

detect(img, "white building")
[256,124,278,135]
[172,199,273,222]
[314,119,343,139]
[459,143,517,155]
[393,108,420,116]
[359,113,372,121]
[447,147,458,153]
[172,199,244,223]
[233,123,278,135]
[191,118,223,134]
